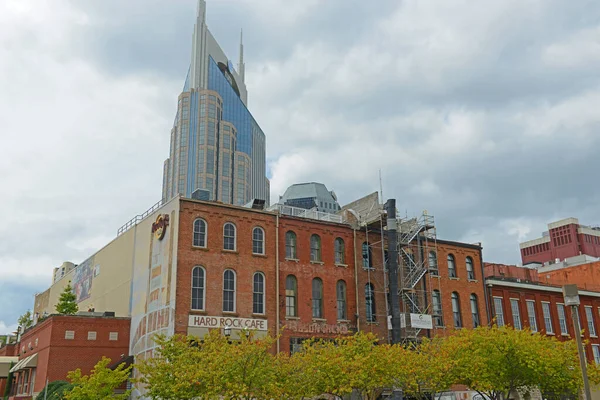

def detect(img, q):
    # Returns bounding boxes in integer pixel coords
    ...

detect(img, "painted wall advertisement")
[129,211,178,399]
[73,257,94,303]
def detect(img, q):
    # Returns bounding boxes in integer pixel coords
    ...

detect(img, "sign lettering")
[188,315,268,331]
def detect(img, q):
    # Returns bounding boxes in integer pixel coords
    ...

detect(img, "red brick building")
[173,197,489,353]
[485,264,600,364]
[6,314,130,399]
[520,218,600,265]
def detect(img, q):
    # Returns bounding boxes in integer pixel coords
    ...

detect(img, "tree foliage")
[134,326,598,400]
[35,380,74,400]
[55,281,78,315]
[65,357,131,400]
[18,310,33,331]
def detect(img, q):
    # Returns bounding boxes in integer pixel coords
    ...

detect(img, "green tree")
[55,281,78,315]
[18,310,33,330]
[35,380,74,400]
[65,357,131,400]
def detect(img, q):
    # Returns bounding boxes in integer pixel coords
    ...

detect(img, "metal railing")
[117,199,164,236]
[267,204,343,223]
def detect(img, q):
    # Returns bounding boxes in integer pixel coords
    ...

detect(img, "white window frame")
[109,332,119,341]
[252,272,266,315]
[87,331,97,340]
[191,266,206,311]
[557,303,568,335]
[585,306,597,337]
[542,301,554,334]
[192,218,207,248]
[494,297,505,327]
[334,238,345,264]
[223,222,237,251]
[65,330,75,340]
[252,227,265,255]
[510,298,522,330]
[526,300,538,332]
[466,257,475,280]
[223,269,237,312]
[593,344,600,365]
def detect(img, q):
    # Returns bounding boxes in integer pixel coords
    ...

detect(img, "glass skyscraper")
[162,0,269,205]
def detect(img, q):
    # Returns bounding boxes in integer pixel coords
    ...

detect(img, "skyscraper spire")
[238,28,245,83]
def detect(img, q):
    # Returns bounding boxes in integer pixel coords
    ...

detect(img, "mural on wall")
[73,257,94,303]
[129,210,177,399]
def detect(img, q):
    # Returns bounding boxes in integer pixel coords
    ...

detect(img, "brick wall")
[12,315,130,396]
[175,199,277,338]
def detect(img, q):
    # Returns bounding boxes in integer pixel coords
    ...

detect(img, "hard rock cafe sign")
[151,214,170,240]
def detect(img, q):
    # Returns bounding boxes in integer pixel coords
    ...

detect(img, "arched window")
[285,231,297,259]
[285,275,297,317]
[466,257,475,280]
[223,223,236,251]
[366,283,376,322]
[310,234,322,262]
[432,290,443,327]
[312,278,323,318]
[191,266,205,310]
[362,242,373,269]
[337,280,347,320]
[428,251,438,275]
[447,254,456,278]
[470,294,480,328]
[252,227,265,255]
[253,272,265,314]
[334,238,345,264]
[193,219,207,248]
[452,292,462,328]
[223,269,236,312]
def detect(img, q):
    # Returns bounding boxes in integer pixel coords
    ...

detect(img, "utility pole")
[563,284,592,400]
[385,199,402,344]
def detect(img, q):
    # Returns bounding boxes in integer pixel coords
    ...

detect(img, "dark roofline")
[433,238,482,250]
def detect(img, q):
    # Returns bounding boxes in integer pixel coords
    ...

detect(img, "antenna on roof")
[379,169,384,203]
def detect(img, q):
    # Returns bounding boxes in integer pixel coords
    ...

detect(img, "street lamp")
[243,327,250,339]
[563,284,592,400]
[223,324,232,338]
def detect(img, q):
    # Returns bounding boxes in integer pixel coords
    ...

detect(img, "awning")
[0,356,19,378]
[9,353,38,373]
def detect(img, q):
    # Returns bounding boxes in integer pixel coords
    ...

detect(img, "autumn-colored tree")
[290,332,396,400]
[137,330,284,400]
[396,338,455,400]
[65,357,131,400]
[55,281,78,315]
[444,326,593,400]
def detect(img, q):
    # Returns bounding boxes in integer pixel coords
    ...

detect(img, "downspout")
[275,213,280,353]
[353,227,360,332]
[479,245,492,326]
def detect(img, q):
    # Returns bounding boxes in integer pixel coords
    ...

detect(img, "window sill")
[546,332,555,336]
[222,311,239,317]
[191,246,209,251]
[468,279,478,283]
[221,249,238,254]
[252,314,267,318]
[190,309,207,314]
[285,316,300,320]
[591,335,598,338]
[285,258,300,263]
[310,261,324,265]
[449,277,460,281]
[365,321,379,326]
[335,263,348,268]
[312,318,327,323]
[363,267,376,271]
[561,333,570,337]
[252,253,267,258]
[430,273,440,278]
[337,319,351,324]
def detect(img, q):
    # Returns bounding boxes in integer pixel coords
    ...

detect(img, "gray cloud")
[1,0,600,328]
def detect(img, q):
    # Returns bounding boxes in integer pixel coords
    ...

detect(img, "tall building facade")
[279,182,341,213]
[162,0,269,205]
[520,217,600,265]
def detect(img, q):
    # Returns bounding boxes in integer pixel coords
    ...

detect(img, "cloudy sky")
[1,0,599,334]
